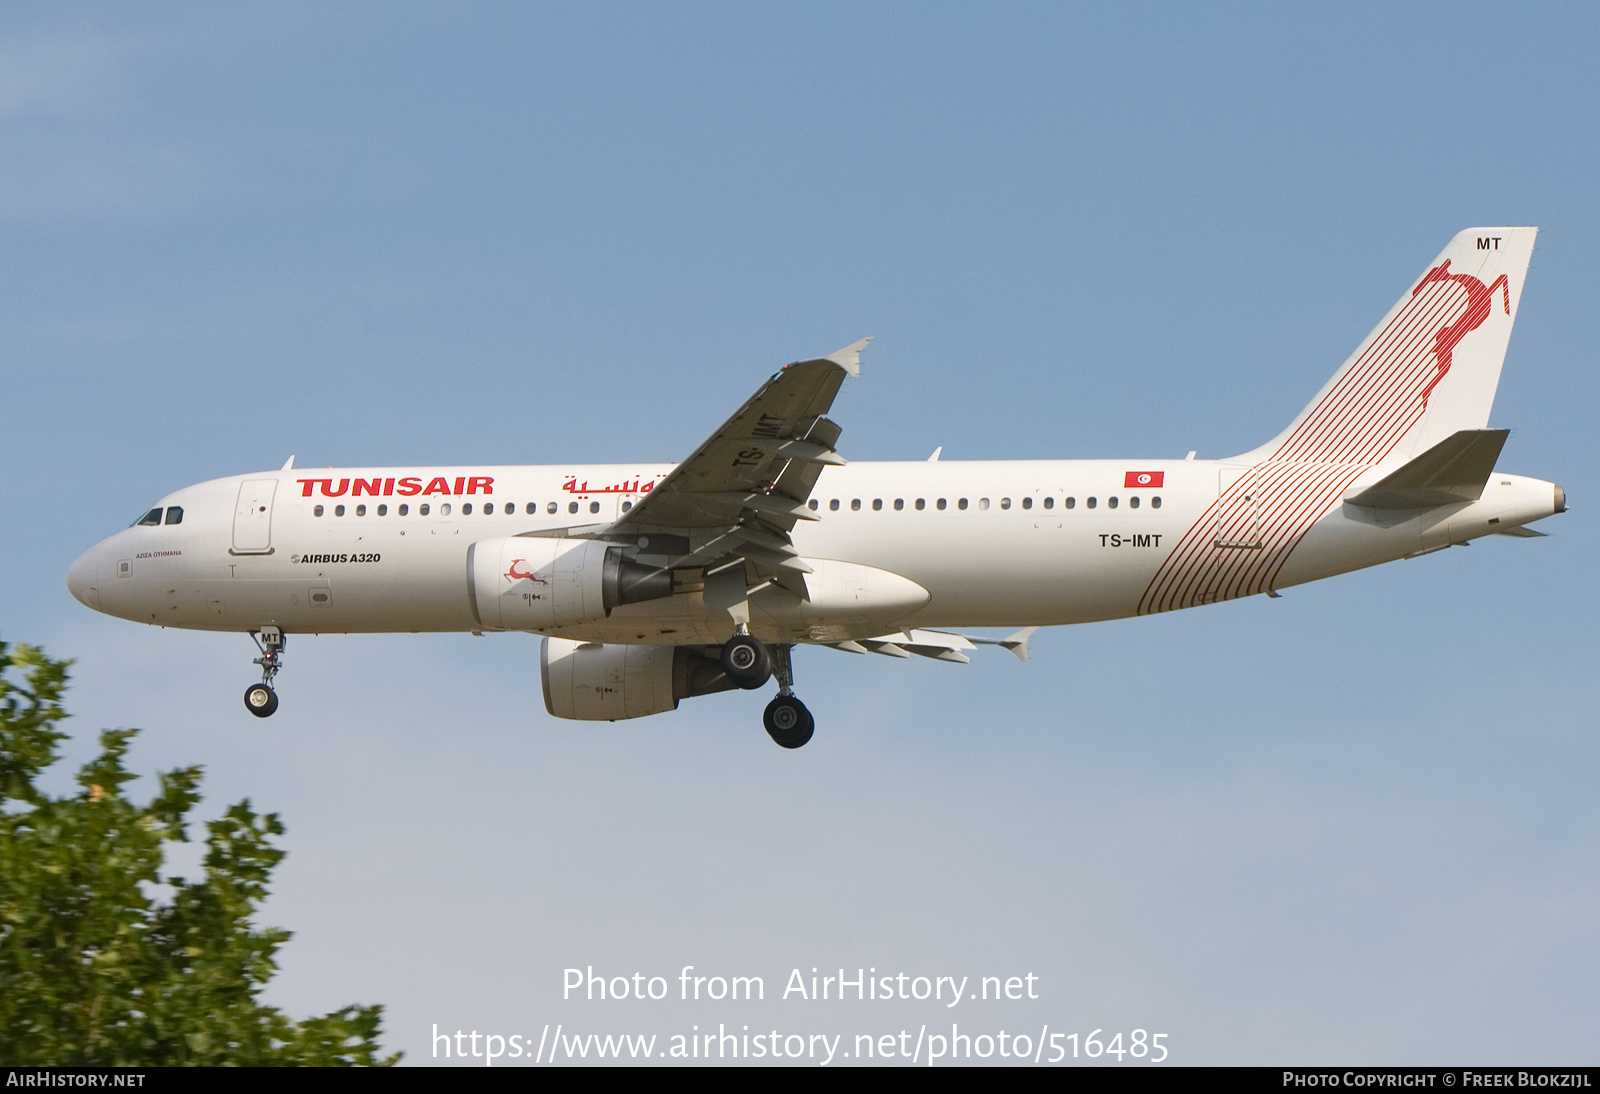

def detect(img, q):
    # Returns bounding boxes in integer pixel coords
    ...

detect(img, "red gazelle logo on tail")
[1413,260,1511,403]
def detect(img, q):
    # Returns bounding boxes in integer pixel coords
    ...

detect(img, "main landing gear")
[719,631,814,749]
[244,627,285,718]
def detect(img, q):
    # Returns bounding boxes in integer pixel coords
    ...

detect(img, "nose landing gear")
[245,627,285,718]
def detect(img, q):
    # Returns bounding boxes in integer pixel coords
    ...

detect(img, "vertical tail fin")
[1141,229,1538,617]
[1241,228,1537,466]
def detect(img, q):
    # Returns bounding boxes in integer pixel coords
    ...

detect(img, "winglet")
[1001,626,1037,662]
[823,337,872,378]
[281,455,296,471]
[928,446,943,462]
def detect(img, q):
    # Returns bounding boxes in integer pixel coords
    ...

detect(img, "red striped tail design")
[1139,228,1536,615]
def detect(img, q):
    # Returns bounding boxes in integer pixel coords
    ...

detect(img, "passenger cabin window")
[851,499,861,511]
[136,508,163,527]
[1129,496,1140,509]
[1108,496,1118,509]
[621,501,632,512]
[164,506,184,524]
[894,499,904,510]
[978,498,989,510]
[378,504,388,516]
[399,504,409,516]
[1152,496,1162,509]
[569,502,579,514]
[355,504,366,516]
[1065,497,1076,509]
[916,498,926,510]
[484,503,494,514]
[589,501,600,514]
[314,505,324,517]
[440,503,452,516]
[809,499,820,510]
[958,498,968,510]
[830,499,840,511]
[335,504,346,517]
[462,503,473,515]
[1021,497,1031,510]
[1043,496,1053,509]
[527,503,537,515]
[420,503,430,516]
[547,502,557,514]
[937,498,947,510]
[872,499,882,510]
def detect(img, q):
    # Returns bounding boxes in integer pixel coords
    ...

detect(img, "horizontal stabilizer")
[1493,525,1548,538]
[1345,429,1509,509]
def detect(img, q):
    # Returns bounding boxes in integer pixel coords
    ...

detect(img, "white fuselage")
[67,459,1561,646]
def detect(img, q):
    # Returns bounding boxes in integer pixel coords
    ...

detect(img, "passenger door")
[232,480,277,554]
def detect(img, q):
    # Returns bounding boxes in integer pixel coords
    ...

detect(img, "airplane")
[66,228,1564,748]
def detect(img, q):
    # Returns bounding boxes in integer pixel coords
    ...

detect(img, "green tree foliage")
[0,641,398,1065]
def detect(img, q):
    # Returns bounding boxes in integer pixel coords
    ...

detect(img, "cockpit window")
[135,508,163,527]
[164,506,184,525]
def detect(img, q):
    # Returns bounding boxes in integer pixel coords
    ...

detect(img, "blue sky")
[3,3,1596,1065]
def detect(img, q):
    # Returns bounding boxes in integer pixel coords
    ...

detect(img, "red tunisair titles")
[297,476,495,498]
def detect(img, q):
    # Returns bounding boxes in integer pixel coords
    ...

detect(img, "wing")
[570,339,870,597]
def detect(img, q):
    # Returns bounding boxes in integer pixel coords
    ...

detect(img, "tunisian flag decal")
[1124,471,1164,488]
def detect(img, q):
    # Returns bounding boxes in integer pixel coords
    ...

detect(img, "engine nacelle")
[468,536,672,631]
[541,637,734,720]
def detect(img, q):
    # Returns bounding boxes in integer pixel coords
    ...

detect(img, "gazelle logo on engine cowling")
[505,559,548,585]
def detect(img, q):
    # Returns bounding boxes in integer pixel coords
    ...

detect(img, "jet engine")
[541,637,734,720]
[468,537,673,631]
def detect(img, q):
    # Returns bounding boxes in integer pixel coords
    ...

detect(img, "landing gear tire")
[763,695,814,749]
[721,634,772,690]
[247,628,286,719]
[244,683,279,718]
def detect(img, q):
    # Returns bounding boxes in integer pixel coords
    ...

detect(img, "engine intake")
[541,638,735,720]
[467,537,673,631]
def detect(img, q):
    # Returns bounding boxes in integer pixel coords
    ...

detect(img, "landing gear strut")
[762,643,814,749]
[245,627,285,718]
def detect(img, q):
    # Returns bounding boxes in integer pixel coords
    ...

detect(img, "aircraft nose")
[67,545,101,611]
